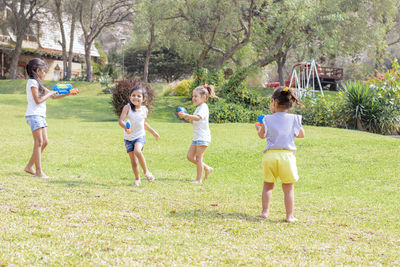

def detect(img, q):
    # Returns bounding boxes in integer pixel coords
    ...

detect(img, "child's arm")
[296,127,305,138]
[118,105,130,130]
[144,122,160,140]
[255,123,266,139]
[178,112,201,122]
[31,86,56,104]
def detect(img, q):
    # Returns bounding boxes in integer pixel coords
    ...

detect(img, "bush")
[111,79,154,117]
[176,80,192,96]
[340,81,400,134]
[163,80,193,96]
[295,96,345,128]
[208,99,267,123]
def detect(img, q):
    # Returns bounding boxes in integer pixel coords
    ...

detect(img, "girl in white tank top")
[118,83,160,186]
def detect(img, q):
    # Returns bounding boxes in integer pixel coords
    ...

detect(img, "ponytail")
[272,86,304,109]
[194,84,218,100]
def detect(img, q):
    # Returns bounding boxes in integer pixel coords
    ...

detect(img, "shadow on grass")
[169,209,270,222]
[48,179,110,188]
[154,177,189,183]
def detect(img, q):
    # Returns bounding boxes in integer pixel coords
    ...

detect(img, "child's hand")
[153,131,160,140]
[178,111,185,119]
[68,88,79,95]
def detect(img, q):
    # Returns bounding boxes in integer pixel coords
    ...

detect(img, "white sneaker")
[145,172,155,182]
[133,180,141,186]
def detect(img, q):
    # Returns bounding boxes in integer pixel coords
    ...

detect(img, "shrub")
[175,80,192,96]
[208,99,268,123]
[295,96,345,128]
[111,79,154,117]
[340,81,400,134]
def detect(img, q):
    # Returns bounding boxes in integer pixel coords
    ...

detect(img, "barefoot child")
[256,87,305,222]
[178,84,217,183]
[24,58,78,179]
[119,83,160,186]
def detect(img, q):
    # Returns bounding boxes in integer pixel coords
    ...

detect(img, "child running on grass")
[24,58,78,179]
[178,84,217,183]
[256,86,305,223]
[119,82,160,186]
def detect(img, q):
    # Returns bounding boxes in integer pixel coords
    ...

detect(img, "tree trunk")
[85,42,93,82]
[9,34,24,79]
[143,21,155,83]
[277,52,287,86]
[54,0,67,80]
[67,13,76,80]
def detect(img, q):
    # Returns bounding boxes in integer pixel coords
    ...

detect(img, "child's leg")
[187,145,212,181]
[194,145,208,182]
[282,183,296,222]
[25,128,46,176]
[261,182,274,218]
[133,142,150,176]
[128,151,140,181]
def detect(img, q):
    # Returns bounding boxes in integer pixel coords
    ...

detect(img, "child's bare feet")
[24,167,35,175]
[260,211,269,218]
[145,172,155,182]
[203,166,213,181]
[133,179,141,186]
[286,217,298,223]
[35,172,50,179]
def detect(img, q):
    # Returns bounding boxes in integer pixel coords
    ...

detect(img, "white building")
[0,8,100,80]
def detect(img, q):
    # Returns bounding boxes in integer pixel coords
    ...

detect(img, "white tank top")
[123,105,148,141]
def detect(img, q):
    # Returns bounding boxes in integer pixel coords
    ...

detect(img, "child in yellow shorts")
[255,86,305,223]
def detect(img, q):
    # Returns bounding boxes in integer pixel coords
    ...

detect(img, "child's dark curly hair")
[128,81,154,112]
[271,86,304,109]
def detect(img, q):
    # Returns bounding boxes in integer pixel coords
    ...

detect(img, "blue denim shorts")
[124,136,146,153]
[192,140,210,146]
[26,115,47,132]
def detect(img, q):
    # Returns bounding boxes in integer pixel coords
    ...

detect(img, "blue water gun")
[51,83,78,95]
[125,119,131,134]
[255,114,265,129]
[177,107,189,122]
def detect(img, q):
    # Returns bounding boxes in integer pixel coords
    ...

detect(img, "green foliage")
[208,99,263,123]
[295,96,345,128]
[190,67,270,123]
[175,80,192,96]
[341,81,400,134]
[125,47,194,82]
[164,80,193,96]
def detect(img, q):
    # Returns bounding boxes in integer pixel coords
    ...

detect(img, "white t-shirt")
[124,105,148,141]
[192,103,211,142]
[25,79,46,117]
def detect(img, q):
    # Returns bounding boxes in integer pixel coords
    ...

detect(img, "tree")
[125,47,194,82]
[132,0,173,83]
[161,0,259,69]
[52,0,80,80]
[77,0,134,81]
[2,0,48,79]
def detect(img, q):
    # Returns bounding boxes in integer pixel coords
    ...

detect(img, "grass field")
[0,88,399,265]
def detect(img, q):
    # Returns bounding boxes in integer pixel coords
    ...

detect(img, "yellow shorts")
[262,150,299,183]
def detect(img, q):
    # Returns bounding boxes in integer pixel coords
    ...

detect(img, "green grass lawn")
[0,91,399,265]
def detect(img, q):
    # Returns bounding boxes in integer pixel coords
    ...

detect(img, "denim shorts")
[26,115,47,132]
[192,140,210,146]
[124,136,145,153]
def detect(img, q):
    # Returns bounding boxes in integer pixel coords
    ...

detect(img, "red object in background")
[264,82,280,88]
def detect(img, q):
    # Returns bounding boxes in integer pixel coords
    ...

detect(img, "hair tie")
[204,84,208,88]
[282,87,289,92]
